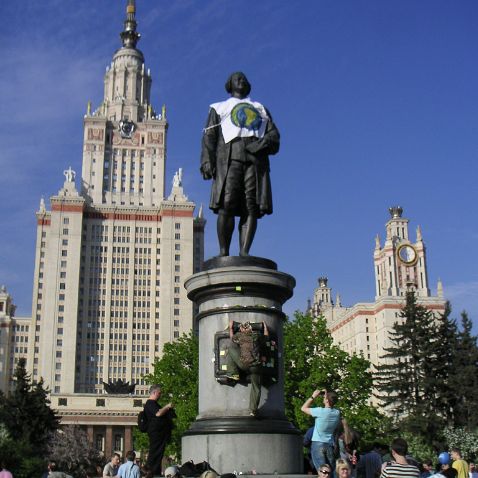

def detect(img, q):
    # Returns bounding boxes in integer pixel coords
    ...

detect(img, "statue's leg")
[217,211,234,256]
[239,162,258,256]
[239,214,257,257]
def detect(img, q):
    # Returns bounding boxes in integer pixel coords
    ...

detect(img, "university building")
[308,207,446,366]
[0,0,205,456]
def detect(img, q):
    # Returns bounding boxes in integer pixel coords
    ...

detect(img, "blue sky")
[1,0,477,326]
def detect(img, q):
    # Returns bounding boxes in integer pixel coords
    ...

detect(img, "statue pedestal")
[181,257,302,474]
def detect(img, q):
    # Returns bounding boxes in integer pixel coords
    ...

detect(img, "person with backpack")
[143,384,174,476]
[118,451,140,478]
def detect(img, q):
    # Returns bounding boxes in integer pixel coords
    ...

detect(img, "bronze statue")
[201,72,280,257]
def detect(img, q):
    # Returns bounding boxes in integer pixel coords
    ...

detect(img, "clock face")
[119,120,136,139]
[397,244,418,266]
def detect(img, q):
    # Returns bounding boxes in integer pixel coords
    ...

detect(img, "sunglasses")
[319,471,330,475]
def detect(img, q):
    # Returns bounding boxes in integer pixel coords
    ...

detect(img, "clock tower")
[82,0,166,207]
[374,206,430,299]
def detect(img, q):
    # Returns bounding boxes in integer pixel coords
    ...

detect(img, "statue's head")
[225,72,251,98]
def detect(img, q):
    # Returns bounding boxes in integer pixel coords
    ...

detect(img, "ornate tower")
[81,0,167,207]
[374,206,430,299]
[309,276,333,316]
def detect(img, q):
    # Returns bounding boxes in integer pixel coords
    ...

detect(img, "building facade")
[309,207,446,366]
[0,0,205,458]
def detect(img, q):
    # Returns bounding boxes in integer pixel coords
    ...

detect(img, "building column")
[124,426,133,455]
[105,425,113,458]
[86,425,94,445]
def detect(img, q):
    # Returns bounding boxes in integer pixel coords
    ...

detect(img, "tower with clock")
[374,206,430,298]
[82,0,166,207]
[308,207,445,367]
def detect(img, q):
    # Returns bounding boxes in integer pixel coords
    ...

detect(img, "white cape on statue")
[210,97,269,143]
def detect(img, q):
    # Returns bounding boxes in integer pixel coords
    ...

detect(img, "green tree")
[283,312,382,442]
[442,426,478,460]
[451,311,478,427]
[0,358,59,454]
[144,333,199,459]
[373,294,472,445]
[374,292,437,419]
[47,426,103,478]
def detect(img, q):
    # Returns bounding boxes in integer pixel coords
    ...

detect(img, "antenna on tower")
[120,0,141,48]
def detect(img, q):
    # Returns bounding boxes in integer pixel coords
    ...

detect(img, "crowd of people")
[1,385,475,478]
[301,389,477,478]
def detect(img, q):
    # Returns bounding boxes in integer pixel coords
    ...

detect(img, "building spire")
[120,0,141,49]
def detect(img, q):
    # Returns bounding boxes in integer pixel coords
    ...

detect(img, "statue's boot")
[217,212,234,256]
[239,215,257,257]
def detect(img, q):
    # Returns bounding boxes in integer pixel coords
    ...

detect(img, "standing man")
[103,453,120,478]
[118,451,140,478]
[358,444,385,478]
[301,390,342,473]
[144,385,174,476]
[380,438,419,478]
[201,71,280,257]
[451,448,469,478]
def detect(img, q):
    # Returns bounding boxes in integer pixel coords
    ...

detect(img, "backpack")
[178,461,217,477]
[137,410,148,432]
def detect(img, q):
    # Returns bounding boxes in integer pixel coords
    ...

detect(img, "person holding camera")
[144,384,175,475]
[301,389,342,475]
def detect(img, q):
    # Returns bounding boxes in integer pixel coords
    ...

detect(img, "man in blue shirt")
[118,451,140,478]
[301,389,342,475]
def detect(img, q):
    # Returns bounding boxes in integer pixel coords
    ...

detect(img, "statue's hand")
[201,162,214,179]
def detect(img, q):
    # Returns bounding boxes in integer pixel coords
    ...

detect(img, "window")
[62,228,69,235]
[114,434,122,451]
[61,250,67,257]
[63,218,69,225]
[61,261,67,268]
[175,233,180,240]
[175,223,181,230]
[62,239,68,246]
[174,320,179,327]
[58,398,67,406]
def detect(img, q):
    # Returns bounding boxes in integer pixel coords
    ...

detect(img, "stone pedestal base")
[182,257,302,474]
[182,431,302,474]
